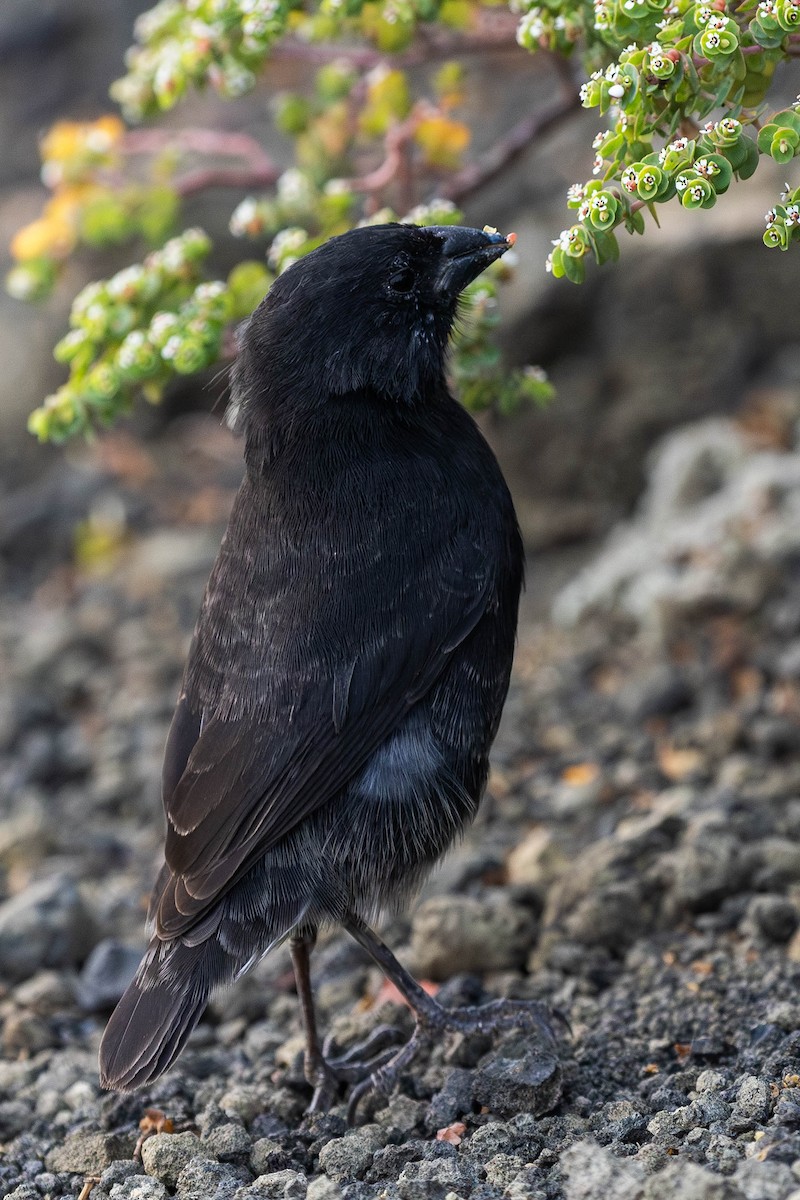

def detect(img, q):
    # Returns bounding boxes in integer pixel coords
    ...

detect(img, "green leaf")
[561,251,586,283]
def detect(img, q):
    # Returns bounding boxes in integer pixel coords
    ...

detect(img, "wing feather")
[151,419,511,940]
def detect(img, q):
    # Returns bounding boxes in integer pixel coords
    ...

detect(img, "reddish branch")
[121,127,281,196]
[271,12,520,69]
[171,163,280,198]
[443,90,582,203]
[339,108,426,195]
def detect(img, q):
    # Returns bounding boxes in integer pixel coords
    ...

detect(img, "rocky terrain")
[2,400,800,1200]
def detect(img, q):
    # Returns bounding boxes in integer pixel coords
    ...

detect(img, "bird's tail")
[98,936,228,1093]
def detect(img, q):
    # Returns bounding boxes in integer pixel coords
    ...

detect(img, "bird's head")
[229,222,513,432]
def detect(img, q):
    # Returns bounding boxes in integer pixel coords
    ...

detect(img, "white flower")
[161,334,182,361]
[277,168,314,208]
[195,281,226,302]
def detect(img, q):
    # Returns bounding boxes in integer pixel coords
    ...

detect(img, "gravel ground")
[3,413,800,1200]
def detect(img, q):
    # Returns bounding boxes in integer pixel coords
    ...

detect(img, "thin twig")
[122,127,275,162]
[121,126,282,197]
[442,90,582,203]
[270,15,521,70]
[173,163,281,197]
[340,110,425,195]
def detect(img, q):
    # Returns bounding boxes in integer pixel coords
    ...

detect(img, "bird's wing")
[152,502,497,939]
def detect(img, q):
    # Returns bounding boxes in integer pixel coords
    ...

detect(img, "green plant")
[7,0,799,441]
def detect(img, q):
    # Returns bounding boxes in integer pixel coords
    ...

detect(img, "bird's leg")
[343,915,562,1123]
[289,931,404,1112]
[289,931,340,1112]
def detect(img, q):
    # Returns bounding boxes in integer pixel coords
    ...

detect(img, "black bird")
[99,222,555,1115]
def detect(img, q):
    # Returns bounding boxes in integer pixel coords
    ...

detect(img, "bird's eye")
[388,267,415,294]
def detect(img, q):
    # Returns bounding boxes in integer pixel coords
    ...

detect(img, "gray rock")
[472,1052,562,1118]
[777,639,800,678]
[0,875,94,982]
[110,1179,170,1200]
[426,1068,476,1131]
[484,1153,526,1187]
[14,969,76,1012]
[617,666,692,721]
[642,1161,745,1199]
[176,1158,250,1200]
[0,1099,30,1138]
[306,1181,343,1200]
[747,895,799,943]
[99,1161,145,1191]
[2,1010,56,1055]
[75,938,143,1011]
[506,1168,547,1200]
[397,1156,482,1200]
[464,1122,515,1162]
[693,1095,732,1126]
[202,1123,252,1162]
[46,1131,137,1174]
[755,840,800,887]
[0,806,50,870]
[220,1086,269,1123]
[506,827,568,890]
[235,1171,307,1199]
[250,1139,291,1176]
[731,1075,772,1127]
[733,1159,797,1200]
[695,1069,729,1094]
[553,419,800,636]
[373,1096,425,1139]
[561,1140,645,1200]
[646,1105,697,1138]
[408,891,536,979]
[317,1132,378,1182]
[671,832,749,912]
[141,1133,205,1186]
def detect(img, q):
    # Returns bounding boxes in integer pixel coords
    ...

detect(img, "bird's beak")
[430,225,513,299]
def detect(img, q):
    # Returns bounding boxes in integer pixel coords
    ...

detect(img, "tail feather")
[99,939,224,1093]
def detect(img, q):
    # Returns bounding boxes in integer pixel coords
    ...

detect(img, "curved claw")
[303,1024,409,1112]
[346,1023,431,1125]
[345,997,567,1124]
[324,1023,406,1069]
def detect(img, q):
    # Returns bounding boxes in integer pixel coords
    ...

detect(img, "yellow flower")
[46,183,103,225]
[10,217,73,261]
[41,121,85,165]
[87,115,125,150]
[42,116,124,164]
[414,115,470,169]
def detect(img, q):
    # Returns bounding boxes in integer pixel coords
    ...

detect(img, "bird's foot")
[345,997,564,1124]
[304,1024,406,1113]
